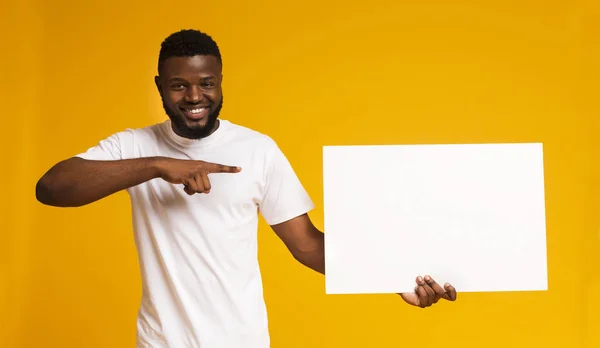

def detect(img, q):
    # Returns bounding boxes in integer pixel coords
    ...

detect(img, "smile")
[181,107,209,120]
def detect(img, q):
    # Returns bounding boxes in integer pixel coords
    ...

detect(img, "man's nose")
[184,86,203,103]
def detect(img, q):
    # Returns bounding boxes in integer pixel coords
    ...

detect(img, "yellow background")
[2,0,598,347]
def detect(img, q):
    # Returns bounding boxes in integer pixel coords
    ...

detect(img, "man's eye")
[202,83,214,87]
[172,84,185,89]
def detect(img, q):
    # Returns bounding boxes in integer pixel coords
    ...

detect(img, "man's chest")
[129,142,266,220]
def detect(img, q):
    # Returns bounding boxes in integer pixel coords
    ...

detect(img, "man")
[36,29,457,348]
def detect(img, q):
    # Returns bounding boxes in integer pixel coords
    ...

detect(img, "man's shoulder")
[224,121,278,148]
[113,121,167,143]
[130,121,167,134]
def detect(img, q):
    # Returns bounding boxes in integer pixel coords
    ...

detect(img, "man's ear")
[154,76,163,96]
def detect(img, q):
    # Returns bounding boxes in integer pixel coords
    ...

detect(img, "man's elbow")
[290,238,324,265]
[35,175,79,207]
[36,176,58,206]
[291,248,325,274]
[36,158,86,207]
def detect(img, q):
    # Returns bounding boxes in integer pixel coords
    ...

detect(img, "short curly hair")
[158,29,222,74]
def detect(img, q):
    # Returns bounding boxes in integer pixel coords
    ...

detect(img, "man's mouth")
[181,107,209,120]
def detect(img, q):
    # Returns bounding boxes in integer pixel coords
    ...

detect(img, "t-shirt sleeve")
[75,130,135,161]
[259,141,315,226]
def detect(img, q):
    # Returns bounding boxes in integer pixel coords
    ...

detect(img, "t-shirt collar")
[162,119,229,148]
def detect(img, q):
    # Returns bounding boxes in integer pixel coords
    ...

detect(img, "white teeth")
[188,108,205,114]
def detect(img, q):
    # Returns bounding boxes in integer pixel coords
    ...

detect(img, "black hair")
[157,29,222,74]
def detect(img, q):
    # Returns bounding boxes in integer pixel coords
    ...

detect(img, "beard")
[162,95,223,139]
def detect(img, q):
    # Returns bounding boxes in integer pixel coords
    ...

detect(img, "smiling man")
[36,29,457,348]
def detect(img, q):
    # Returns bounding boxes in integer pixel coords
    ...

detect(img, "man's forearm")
[36,157,161,207]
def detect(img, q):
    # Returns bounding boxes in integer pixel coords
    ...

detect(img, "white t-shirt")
[76,119,315,348]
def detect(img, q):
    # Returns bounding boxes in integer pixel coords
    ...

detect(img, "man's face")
[156,55,223,139]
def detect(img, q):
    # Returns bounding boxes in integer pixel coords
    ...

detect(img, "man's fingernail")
[444,283,450,287]
[425,275,431,281]
[417,276,423,282]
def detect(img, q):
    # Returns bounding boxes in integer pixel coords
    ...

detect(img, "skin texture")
[36,54,457,308]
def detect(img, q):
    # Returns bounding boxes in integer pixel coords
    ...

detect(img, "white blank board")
[323,143,548,294]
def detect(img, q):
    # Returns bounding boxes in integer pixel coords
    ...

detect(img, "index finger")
[204,163,242,174]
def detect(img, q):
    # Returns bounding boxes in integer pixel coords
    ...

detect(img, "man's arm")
[36,157,161,207]
[270,213,457,308]
[270,213,325,274]
[36,157,241,207]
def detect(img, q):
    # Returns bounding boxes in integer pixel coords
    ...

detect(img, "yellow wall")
[3,0,598,347]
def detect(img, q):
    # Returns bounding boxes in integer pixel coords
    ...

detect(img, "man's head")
[155,29,223,139]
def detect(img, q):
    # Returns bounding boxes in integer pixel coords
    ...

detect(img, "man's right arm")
[35,157,241,207]
[35,157,164,207]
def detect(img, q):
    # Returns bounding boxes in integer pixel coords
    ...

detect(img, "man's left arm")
[270,213,325,274]
[270,213,457,308]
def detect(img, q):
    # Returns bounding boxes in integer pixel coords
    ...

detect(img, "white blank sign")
[323,143,548,294]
